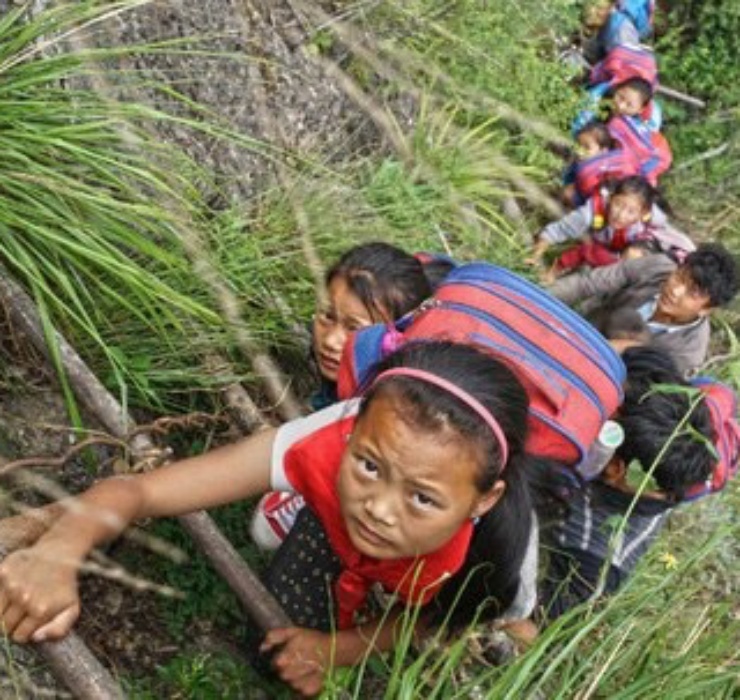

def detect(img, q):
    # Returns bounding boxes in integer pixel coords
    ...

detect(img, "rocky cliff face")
[84,1,377,200]
[2,0,380,200]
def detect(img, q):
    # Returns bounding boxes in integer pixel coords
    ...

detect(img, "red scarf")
[283,414,474,628]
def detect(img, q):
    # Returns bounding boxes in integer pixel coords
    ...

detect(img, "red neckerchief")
[609,227,629,251]
[283,414,474,628]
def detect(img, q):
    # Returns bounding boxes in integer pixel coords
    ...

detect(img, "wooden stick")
[0,265,131,438]
[674,142,729,172]
[36,635,125,700]
[655,84,707,109]
[0,267,293,681]
[179,511,292,630]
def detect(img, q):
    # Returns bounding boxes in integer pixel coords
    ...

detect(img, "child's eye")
[316,307,338,325]
[346,321,365,332]
[411,492,439,510]
[356,458,379,479]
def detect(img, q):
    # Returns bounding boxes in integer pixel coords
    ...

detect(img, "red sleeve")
[270,400,361,491]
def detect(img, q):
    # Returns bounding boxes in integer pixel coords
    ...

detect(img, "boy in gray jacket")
[549,243,739,377]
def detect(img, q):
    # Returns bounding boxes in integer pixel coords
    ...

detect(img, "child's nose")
[364,492,398,526]
[324,324,348,352]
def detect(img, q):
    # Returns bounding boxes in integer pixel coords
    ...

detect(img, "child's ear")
[471,480,506,519]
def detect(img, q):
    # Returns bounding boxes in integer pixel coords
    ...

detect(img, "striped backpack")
[590,45,658,90]
[683,378,740,501]
[607,115,672,185]
[337,263,626,467]
[575,147,642,200]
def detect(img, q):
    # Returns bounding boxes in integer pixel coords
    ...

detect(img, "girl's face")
[313,276,383,381]
[607,192,649,230]
[577,132,606,160]
[337,392,505,560]
[613,86,646,117]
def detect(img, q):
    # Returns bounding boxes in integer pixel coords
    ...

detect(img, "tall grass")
[0,1,305,412]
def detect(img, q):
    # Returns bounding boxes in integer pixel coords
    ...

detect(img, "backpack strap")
[590,189,608,230]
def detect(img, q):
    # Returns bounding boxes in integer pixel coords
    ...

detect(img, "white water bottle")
[577,420,625,481]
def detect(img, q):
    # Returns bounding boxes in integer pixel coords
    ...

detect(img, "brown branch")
[0,436,124,476]
[179,511,292,630]
[0,265,132,438]
[654,84,707,109]
[0,265,293,685]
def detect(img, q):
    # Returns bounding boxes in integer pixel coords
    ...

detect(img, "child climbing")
[583,0,655,62]
[529,176,663,282]
[573,77,670,185]
[612,78,659,125]
[538,346,721,618]
[253,242,433,549]
[549,242,738,377]
[310,242,432,408]
[562,121,640,206]
[0,340,537,697]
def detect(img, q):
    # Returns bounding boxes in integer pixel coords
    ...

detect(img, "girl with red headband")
[0,341,537,696]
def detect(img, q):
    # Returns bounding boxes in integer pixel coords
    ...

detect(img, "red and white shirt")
[269,400,474,628]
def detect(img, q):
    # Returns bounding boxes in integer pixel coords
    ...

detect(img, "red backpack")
[683,378,740,501]
[590,45,658,90]
[337,263,626,467]
[575,147,642,200]
[607,115,672,185]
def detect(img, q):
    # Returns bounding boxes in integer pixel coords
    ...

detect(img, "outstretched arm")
[547,253,649,305]
[0,428,277,643]
[527,203,592,268]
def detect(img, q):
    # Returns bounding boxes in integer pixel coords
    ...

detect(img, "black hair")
[609,175,655,211]
[612,77,653,106]
[420,258,456,291]
[575,120,614,150]
[618,347,715,499]
[326,242,432,322]
[359,340,534,630]
[599,308,650,343]
[682,243,740,308]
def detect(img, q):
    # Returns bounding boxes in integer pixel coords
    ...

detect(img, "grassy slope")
[1,0,738,697]
[125,2,739,698]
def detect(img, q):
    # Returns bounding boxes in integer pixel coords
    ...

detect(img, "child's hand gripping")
[261,626,335,697]
[0,541,82,643]
[524,239,550,268]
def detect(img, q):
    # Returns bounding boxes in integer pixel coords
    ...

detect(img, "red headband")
[371,367,509,469]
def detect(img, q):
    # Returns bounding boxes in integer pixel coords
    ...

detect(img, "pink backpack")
[607,115,672,185]
[337,263,626,467]
[683,379,740,501]
[590,45,658,89]
[575,147,642,199]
